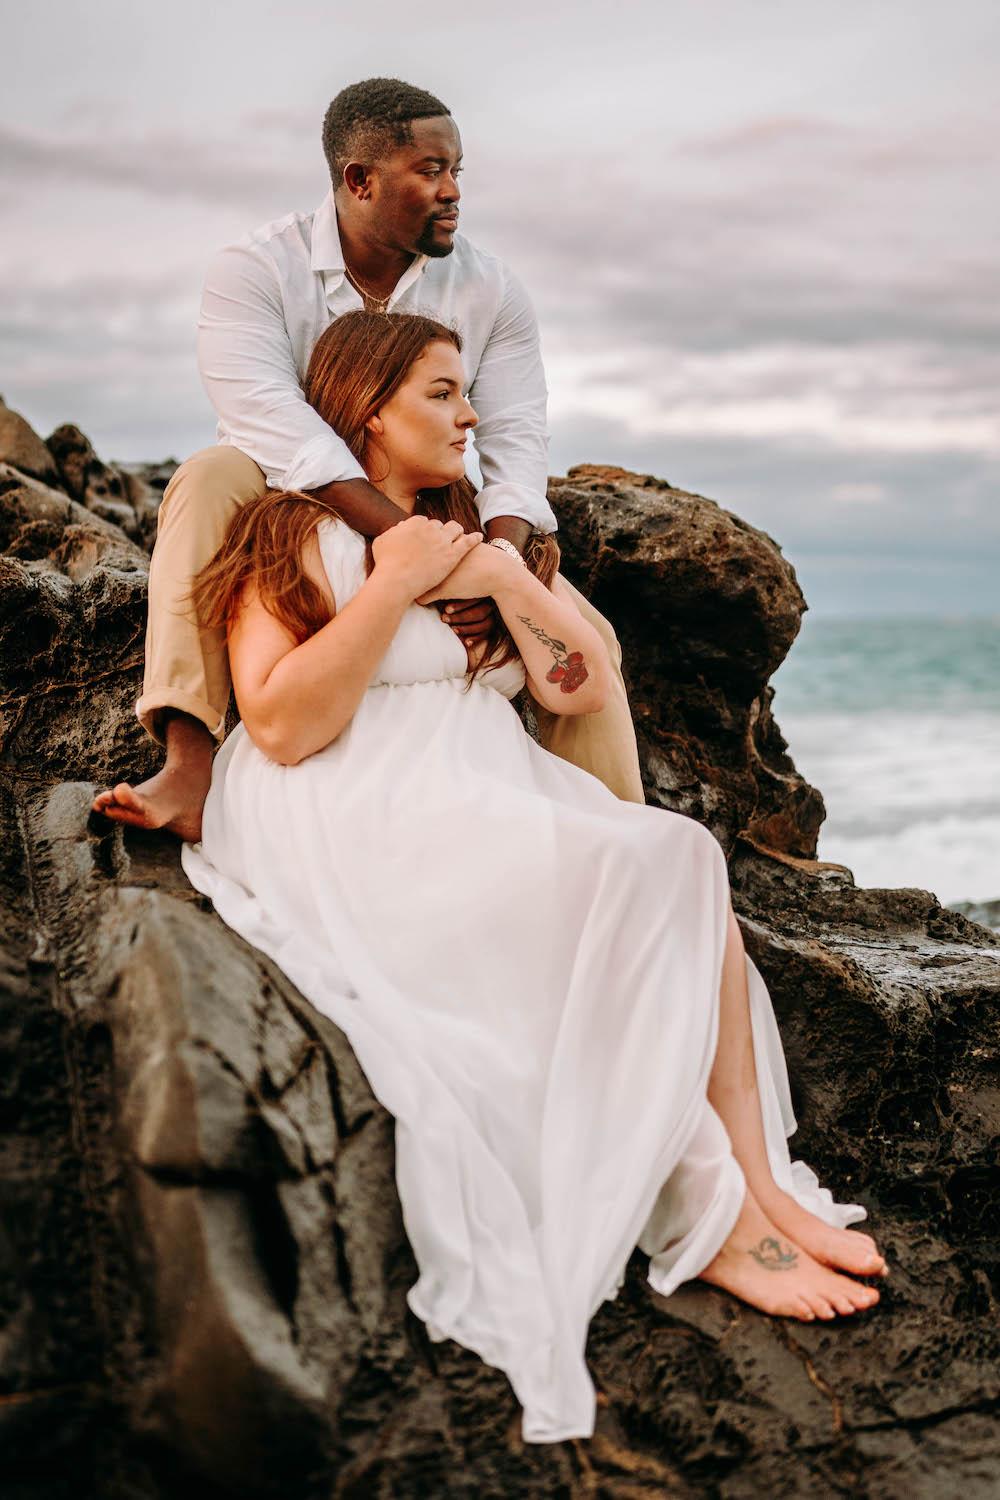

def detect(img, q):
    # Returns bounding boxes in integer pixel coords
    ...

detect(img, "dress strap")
[316,517,368,612]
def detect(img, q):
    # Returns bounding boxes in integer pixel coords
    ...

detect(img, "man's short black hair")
[323,78,451,187]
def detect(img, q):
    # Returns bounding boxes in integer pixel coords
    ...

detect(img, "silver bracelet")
[487,537,527,566]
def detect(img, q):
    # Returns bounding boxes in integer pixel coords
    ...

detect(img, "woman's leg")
[707,904,886,1278]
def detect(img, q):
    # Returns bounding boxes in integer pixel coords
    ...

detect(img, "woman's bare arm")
[493,570,611,715]
[420,549,610,715]
[229,518,481,764]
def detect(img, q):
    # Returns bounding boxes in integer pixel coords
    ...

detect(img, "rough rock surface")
[45,424,164,548]
[2,411,998,1500]
[0,396,61,487]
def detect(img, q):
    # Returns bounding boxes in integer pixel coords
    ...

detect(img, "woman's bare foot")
[755,1186,887,1279]
[698,1191,880,1322]
[90,711,213,844]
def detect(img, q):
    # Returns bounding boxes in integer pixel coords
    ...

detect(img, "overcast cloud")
[1,0,997,613]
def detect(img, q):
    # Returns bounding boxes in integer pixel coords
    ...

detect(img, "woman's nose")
[459,398,478,430]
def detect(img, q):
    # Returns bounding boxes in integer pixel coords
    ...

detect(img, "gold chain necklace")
[343,263,391,314]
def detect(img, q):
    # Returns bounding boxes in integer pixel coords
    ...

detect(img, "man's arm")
[198,242,474,540]
[467,266,558,538]
[437,268,553,640]
[309,475,410,534]
[317,266,556,552]
[197,241,547,573]
[197,241,369,493]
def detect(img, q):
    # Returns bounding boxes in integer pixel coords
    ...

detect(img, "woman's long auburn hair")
[190,311,559,681]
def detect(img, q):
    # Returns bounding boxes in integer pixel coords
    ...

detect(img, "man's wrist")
[484,515,532,554]
[310,477,408,537]
[486,537,526,568]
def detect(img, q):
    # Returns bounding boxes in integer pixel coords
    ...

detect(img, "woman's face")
[367,340,478,493]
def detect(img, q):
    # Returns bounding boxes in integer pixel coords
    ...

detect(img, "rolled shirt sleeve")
[469,268,558,535]
[197,242,367,492]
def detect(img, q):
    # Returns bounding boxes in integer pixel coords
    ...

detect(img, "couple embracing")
[93,78,883,1443]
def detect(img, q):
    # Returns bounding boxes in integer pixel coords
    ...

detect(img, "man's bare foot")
[754,1187,887,1279]
[91,712,213,843]
[92,764,208,843]
[698,1191,881,1321]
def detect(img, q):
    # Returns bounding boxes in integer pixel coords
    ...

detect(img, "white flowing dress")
[182,518,864,1444]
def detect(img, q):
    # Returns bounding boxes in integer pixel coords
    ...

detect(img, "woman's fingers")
[453,530,482,552]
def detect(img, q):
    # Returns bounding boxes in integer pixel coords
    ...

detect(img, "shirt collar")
[310,190,345,273]
[310,189,431,281]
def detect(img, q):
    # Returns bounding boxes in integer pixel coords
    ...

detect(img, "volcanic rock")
[2,408,999,1500]
[0,395,61,487]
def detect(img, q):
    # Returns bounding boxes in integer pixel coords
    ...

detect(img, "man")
[93,77,643,838]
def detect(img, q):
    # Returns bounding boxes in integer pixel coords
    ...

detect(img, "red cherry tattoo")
[560,663,589,693]
[516,614,590,695]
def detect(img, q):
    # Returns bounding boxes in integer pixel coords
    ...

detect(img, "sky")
[2,0,998,615]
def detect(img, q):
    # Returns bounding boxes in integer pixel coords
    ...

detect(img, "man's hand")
[431,519,531,643]
[418,542,523,645]
[437,596,497,645]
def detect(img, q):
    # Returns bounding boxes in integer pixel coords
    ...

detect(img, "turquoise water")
[770,616,1000,904]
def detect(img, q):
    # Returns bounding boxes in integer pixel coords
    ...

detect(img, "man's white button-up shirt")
[196,192,558,533]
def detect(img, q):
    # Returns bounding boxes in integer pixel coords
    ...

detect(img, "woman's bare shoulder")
[301,528,337,616]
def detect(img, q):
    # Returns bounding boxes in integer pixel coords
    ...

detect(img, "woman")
[182,311,883,1444]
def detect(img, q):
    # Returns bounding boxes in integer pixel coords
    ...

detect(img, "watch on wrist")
[486,537,527,566]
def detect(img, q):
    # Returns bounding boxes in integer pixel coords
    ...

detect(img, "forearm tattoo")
[516,616,590,694]
[748,1237,799,1271]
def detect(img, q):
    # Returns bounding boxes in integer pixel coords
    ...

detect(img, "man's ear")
[343,162,373,201]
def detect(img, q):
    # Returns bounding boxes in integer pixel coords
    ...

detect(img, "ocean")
[769,615,1000,910]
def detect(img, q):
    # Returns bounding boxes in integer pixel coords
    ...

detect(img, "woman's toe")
[811,1295,837,1320]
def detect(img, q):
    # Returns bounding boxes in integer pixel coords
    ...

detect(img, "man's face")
[367,116,463,258]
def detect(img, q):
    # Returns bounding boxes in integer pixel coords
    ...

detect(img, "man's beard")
[415,219,456,258]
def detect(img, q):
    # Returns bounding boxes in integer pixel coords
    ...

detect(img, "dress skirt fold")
[182,518,863,1443]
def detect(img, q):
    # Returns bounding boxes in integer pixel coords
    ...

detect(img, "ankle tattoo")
[748,1236,798,1271]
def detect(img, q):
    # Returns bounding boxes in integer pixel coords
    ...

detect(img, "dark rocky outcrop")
[0,396,61,488]
[45,424,164,548]
[550,465,825,855]
[2,409,998,1499]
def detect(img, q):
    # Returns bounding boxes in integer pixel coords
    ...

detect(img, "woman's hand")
[416,544,517,645]
[372,516,483,601]
[415,543,514,606]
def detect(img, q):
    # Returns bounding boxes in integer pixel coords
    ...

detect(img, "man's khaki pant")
[137,446,646,804]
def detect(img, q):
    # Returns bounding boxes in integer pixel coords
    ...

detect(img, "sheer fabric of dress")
[181,518,864,1443]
